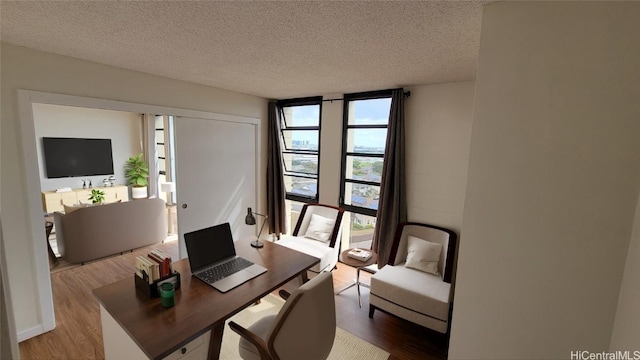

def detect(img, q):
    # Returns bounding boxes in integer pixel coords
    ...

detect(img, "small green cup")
[159,282,175,308]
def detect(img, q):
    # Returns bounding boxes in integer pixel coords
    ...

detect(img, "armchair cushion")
[371,265,451,322]
[304,213,336,243]
[277,236,336,273]
[405,236,442,276]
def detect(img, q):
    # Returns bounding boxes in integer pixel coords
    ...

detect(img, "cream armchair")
[229,272,336,360]
[369,222,457,333]
[277,204,344,278]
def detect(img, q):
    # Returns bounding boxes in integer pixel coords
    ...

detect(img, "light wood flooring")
[19,240,448,360]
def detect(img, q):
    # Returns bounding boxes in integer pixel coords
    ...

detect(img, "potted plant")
[89,189,106,204]
[125,153,149,199]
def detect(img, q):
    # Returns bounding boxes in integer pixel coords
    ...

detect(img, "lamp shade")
[160,182,176,193]
[245,207,256,225]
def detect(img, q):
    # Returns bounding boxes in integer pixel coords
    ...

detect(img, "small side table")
[336,248,378,307]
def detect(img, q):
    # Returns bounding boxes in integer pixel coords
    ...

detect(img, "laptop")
[184,223,267,293]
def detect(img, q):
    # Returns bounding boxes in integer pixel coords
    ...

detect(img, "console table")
[41,185,129,213]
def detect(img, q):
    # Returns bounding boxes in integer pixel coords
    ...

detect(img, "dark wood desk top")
[93,240,319,360]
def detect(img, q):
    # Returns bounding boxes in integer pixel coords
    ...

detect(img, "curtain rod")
[322,90,411,103]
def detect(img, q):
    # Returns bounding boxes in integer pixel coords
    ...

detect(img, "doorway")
[17,90,261,341]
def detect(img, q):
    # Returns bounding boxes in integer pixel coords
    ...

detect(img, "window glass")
[340,91,391,225]
[344,155,383,182]
[348,98,391,125]
[279,98,322,203]
[282,105,320,127]
[282,129,319,150]
[282,153,318,175]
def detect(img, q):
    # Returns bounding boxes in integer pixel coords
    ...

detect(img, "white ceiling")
[1,1,488,99]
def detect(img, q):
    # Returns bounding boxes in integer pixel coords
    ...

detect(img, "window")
[278,97,322,234]
[340,90,392,249]
[278,97,322,203]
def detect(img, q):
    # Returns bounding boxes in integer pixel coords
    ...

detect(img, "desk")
[93,240,319,360]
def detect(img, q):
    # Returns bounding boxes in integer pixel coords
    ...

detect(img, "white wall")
[405,82,474,235]
[610,190,640,349]
[449,2,640,359]
[33,104,141,192]
[0,43,268,339]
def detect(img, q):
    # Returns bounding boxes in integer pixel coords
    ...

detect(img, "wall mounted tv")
[42,137,114,178]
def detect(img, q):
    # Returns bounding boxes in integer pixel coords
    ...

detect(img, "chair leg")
[368,305,375,318]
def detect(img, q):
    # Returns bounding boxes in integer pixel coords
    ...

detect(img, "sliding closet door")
[174,117,257,259]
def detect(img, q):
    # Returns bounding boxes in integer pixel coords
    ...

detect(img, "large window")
[278,97,322,234]
[279,97,322,203]
[340,90,392,249]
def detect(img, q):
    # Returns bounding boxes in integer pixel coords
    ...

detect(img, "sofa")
[53,198,167,264]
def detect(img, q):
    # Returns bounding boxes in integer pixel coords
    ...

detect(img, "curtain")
[266,102,286,237]
[372,89,407,267]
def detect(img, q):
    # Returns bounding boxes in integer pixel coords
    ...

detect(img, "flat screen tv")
[42,137,114,178]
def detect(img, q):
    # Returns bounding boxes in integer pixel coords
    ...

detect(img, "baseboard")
[17,324,45,342]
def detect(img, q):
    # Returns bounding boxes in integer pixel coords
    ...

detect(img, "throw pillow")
[304,213,336,242]
[405,236,442,276]
[63,203,91,214]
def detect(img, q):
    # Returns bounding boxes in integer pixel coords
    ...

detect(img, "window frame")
[339,89,392,217]
[277,96,323,204]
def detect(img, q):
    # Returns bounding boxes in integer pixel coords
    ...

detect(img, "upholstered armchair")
[229,272,336,360]
[369,222,457,333]
[277,204,344,278]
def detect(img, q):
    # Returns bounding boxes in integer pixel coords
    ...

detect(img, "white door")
[174,117,257,259]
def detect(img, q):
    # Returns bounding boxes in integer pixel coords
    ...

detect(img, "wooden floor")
[19,241,448,360]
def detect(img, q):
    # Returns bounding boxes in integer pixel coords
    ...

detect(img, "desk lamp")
[245,207,267,248]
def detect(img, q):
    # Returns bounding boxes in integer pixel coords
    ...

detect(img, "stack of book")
[347,248,372,262]
[135,249,173,284]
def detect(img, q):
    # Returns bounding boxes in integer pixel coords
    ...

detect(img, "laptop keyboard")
[199,257,253,283]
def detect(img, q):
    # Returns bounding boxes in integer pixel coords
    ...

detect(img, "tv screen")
[42,137,114,178]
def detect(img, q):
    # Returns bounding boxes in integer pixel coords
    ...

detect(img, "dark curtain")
[266,101,286,237]
[372,89,407,267]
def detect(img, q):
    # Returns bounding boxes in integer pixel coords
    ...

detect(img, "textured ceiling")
[1,1,488,99]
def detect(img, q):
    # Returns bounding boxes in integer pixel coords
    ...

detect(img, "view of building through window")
[341,95,392,250]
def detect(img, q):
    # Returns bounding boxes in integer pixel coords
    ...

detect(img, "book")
[147,253,166,278]
[150,249,173,276]
[136,256,155,283]
[347,248,372,262]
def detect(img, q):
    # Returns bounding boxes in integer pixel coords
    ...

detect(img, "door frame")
[16,90,261,341]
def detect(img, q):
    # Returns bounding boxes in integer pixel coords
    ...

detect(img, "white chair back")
[392,223,455,282]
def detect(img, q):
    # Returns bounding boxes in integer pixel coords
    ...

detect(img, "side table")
[336,248,378,307]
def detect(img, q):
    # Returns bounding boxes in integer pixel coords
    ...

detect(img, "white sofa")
[277,204,344,277]
[369,222,457,333]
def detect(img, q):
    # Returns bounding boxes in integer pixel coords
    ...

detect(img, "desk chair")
[229,272,336,360]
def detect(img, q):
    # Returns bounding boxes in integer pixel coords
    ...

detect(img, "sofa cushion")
[371,264,451,321]
[405,236,442,276]
[63,203,93,213]
[277,236,334,272]
[304,214,335,243]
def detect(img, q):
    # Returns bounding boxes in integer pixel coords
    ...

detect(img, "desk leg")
[298,270,310,286]
[207,323,225,360]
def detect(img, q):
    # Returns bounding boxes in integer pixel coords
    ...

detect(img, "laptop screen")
[184,223,236,272]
